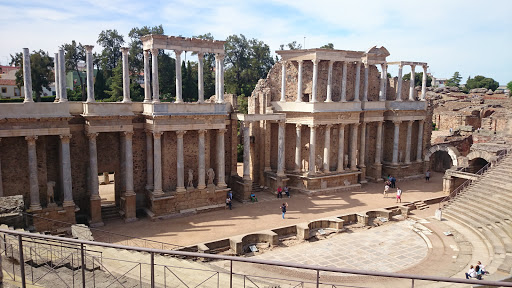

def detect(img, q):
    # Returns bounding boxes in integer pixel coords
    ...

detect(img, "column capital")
[398,63,403,69]
[353,123,360,127]
[410,64,416,69]
[197,52,204,60]
[123,131,134,139]
[174,49,183,56]
[25,135,38,143]
[218,128,228,134]
[59,134,72,143]
[295,123,302,129]
[407,121,413,127]
[242,121,251,128]
[216,53,225,60]
[143,49,150,56]
[422,64,428,70]
[297,59,303,65]
[145,129,153,136]
[418,119,425,124]
[153,131,163,139]
[312,58,320,65]
[176,130,186,137]
[84,45,94,52]
[121,47,129,54]
[393,120,402,125]
[339,123,345,128]
[150,48,159,54]
[281,60,287,64]
[364,62,370,68]
[198,129,207,135]
[86,132,98,140]
[278,121,286,128]
[328,60,334,67]
[325,124,333,129]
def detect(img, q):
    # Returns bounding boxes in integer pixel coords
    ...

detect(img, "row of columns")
[395,64,428,101]
[148,128,227,196]
[391,120,425,165]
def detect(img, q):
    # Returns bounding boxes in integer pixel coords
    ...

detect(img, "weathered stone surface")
[486,89,494,95]
[0,195,24,214]
[470,88,487,93]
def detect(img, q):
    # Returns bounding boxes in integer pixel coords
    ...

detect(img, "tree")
[507,81,512,95]
[193,33,216,98]
[465,75,499,91]
[130,80,144,102]
[10,50,53,102]
[63,41,86,101]
[183,60,198,102]
[445,71,462,87]
[158,52,176,101]
[279,41,302,50]
[402,72,432,87]
[127,25,164,75]
[105,65,123,102]
[320,43,334,49]
[94,69,108,100]
[96,29,125,77]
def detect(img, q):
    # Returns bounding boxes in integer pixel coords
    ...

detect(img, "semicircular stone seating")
[442,153,512,280]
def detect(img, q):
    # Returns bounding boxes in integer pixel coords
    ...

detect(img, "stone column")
[295,124,302,172]
[217,129,227,188]
[85,45,95,103]
[60,134,74,207]
[341,62,348,102]
[87,133,100,200]
[151,48,160,102]
[359,122,366,167]
[405,121,413,164]
[296,60,303,102]
[215,55,220,99]
[337,124,345,172]
[280,61,286,102]
[363,63,369,102]
[243,122,251,180]
[145,131,154,190]
[124,131,135,195]
[396,64,403,101]
[121,47,131,103]
[197,53,204,103]
[421,65,428,101]
[22,48,33,103]
[153,132,163,196]
[198,130,206,189]
[417,120,424,162]
[409,65,416,101]
[277,121,286,176]
[354,62,361,102]
[326,61,333,102]
[324,124,332,172]
[375,122,383,164]
[26,136,41,210]
[143,50,151,102]
[174,50,183,103]
[0,139,3,197]
[379,63,387,101]
[350,124,359,170]
[58,48,67,102]
[311,59,319,103]
[217,54,225,103]
[392,121,401,164]
[308,125,317,175]
[176,130,186,192]
[54,52,60,102]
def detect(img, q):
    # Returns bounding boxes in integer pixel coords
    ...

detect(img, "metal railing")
[1,228,511,288]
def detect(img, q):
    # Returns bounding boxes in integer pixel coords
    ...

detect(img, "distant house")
[0,65,55,99]
[432,78,448,88]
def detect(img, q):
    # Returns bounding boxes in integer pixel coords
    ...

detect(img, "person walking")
[390,176,396,188]
[280,202,288,219]
[396,187,402,203]
[383,184,390,198]
[225,197,232,210]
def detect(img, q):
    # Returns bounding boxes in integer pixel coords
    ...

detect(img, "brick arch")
[424,144,460,167]
[466,151,496,163]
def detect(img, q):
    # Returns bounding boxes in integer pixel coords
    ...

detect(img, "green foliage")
[96,29,125,77]
[402,72,432,87]
[94,69,108,100]
[279,41,302,50]
[193,33,216,99]
[183,61,198,102]
[128,25,164,75]
[445,72,462,87]
[507,81,512,95]
[130,80,144,102]
[158,52,176,98]
[105,65,123,102]
[465,75,499,91]
[63,40,86,101]
[237,144,244,162]
[10,50,54,102]
[67,86,82,101]
[0,98,24,103]
[320,43,334,49]
[237,95,248,113]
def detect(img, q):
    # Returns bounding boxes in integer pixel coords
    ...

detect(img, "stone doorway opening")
[430,151,452,172]
[468,158,488,174]
[99,171,121,221]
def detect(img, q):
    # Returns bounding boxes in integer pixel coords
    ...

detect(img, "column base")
[277,172,286,177]
[29,204,42,211]
[395,99,402,102]
[243,175,251,180]
[152,189,164,197]
[152,99,161,103]
[175,99,183,103]
[62,200,75,207]
[143,99,152,103]
[217,182,227,189]
[89,198,103,227]
[90,194,101,201]
[176,186,186,193]
[197,184,206,189]
[122,99,132,103]
[121,193,137,222]
[59,99,68,103]
[145,184,154,190]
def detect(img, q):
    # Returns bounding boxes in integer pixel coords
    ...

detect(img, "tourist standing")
[228,191,233,200]
[391,176,396,188]
[425,170,431,182]
[396,187,402,203]
[226,197,232,210]
[280,202,288,219]
[277,186,283,198]
[284,185,290,198]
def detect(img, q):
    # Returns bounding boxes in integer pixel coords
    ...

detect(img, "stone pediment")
[365,46,390,57]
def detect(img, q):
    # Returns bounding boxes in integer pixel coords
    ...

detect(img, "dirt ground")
[96,171,445,248]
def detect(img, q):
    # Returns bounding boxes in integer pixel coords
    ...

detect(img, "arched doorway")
[468,157,488,173]
[430,150,453,172]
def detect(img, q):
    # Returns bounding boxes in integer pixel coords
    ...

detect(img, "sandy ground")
[95,170,445,248]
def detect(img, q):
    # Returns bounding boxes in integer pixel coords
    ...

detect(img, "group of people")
[277,185,290,198]
[383,175,402,203]
[465,261,488,280]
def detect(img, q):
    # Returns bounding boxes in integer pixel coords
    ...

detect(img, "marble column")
[197,53,204,103]
[243,122,251,180]
[124,131,135,195]
[0,139,3,197]
[396,64,403,101]
[326,61,333,102]
[417,120,424,162]
[363,63,369,102]
[151,48,160,102]
[215,54,220,99]
[22,48,33,103]
[350,124,359,170]
[359,122,366,167]
[85,45,95,103]
[354,62,361,102]
[121,47,131,103]
[308,125,317,175]
[280,61,286,102]
[54,52,60,102]
[26,136,41,210]
[323,124,331,172]
[218,54,225,103]
[143,50,151,103]
[174,50,183,103]
[421,65,428,101]
[392,121,401,164]
[409,65,416,101]
[153,132,163,196]
[337,124,345,172]
[311,59,319,103]
[60,134,74,207]
[296,60,303,102]
[87,133,100,200]
[145,131,154,190]
[379,63,387,101]
[277,121,286,176]
[405,121,413,164]
[217,129,227,188]
[58,48,67,102]
[295,124,302,172]
[341,62,347,102]
[197,129,206,189]
[375,122,383,164]
[176,130,186,192]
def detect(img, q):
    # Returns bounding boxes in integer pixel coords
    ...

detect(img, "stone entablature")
[141,35,225,54]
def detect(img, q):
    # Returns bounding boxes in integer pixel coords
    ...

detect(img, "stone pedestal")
[32,205,76,233]
[121,194,137,223]
[443,176,455,195]
[89,198,104,227]
[373,163,383,182]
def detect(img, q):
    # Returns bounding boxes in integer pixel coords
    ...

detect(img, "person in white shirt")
[465,265,477,279]
[396,187,402,203]
[383,184,390,198]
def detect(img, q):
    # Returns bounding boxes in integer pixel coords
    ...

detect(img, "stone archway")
[466,150,496,164]
[424,144,460,167]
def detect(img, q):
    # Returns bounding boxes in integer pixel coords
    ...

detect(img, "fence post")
[151,252,155,288]
[316,270,320,288]
[230,260,233,288]
[18,234,26,288]
[81,243,86,288]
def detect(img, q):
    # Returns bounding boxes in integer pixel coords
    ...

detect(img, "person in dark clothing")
[280,202,288,219]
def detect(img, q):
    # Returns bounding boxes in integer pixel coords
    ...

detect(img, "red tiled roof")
[0,79,17,86]
[0,66,20,73]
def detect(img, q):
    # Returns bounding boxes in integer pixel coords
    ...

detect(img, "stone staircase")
[441,152,512,282]
[101,203,121,221]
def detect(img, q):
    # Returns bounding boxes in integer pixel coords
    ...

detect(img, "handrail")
[1,228,512,287]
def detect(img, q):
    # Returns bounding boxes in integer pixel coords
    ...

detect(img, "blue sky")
[1,0,511,85]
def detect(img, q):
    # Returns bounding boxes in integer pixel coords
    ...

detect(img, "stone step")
[452,197,512,219]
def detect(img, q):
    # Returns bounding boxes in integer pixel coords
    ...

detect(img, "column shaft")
[354,62,361,102]
[295,124,302,172]
[215,55,219,99]
[59,49,67,102]
[197,53,204,103]
[85,45,95,102]
[243,122,251,179]
[277,122,286,176]
[218,54,225,103]
[375,122,383,164]
[396,65,403,101]
[124,132,134,195]
[54,53,60,102]
[421,65,428,101]
[60,134,74,206]
[392,121,401,164]
[121,48,131,103]
[337,124,345,172]
[363,63,369,102]
[22,48,33,103]
[359,122,366,167]
[145,131,153,189]
[280,61,286,102]
[26,136,40,210]
[217,129,227,187]
[323,125,331,172]
[308,125,317,175]
[405,121,413,163]
[151,49,160,102]
[350,124,359,170]
[417,120,424,162]
[311,60,319,102]
[176,131,186,191]
[341,62,347,102]
[326,61,333,102]
[0,139,3,197]
[409,65,416,101]
[153,132,163,195]
[198,130,206,189]
[175,50,183,103]
[87,133,100,201]
[296,61,303,102]
[379,63,387,101]
[143,50,151,102]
